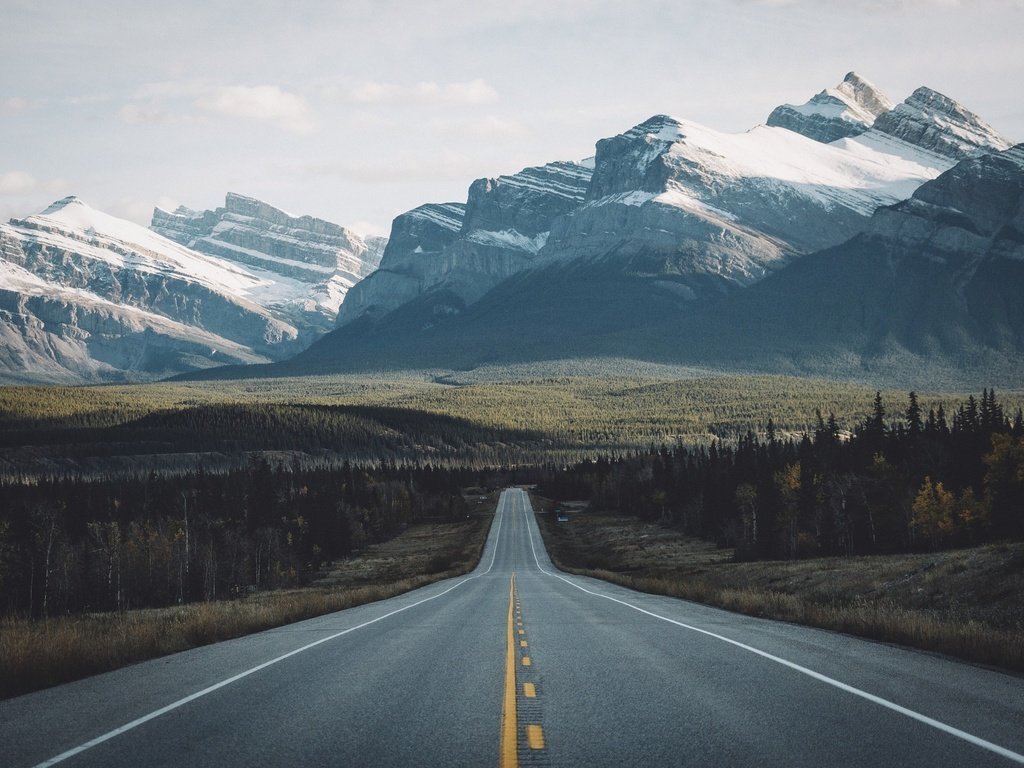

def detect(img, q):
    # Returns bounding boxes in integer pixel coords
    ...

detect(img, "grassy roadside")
[533,497,1024,673]
[0,504,493,700]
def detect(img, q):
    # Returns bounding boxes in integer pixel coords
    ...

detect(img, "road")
[2,487,1022,767]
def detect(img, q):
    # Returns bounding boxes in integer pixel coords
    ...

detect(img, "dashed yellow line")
[501,572,518,768]
[502,564,545,764]
[526,724,545,750]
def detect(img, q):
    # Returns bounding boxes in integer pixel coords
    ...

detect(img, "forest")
[2,379,1022,621]
[0,460,493,617]
[537,391,1024,560]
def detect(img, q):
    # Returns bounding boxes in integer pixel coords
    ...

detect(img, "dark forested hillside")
[0,461,491,617]
[538,391,1024,560]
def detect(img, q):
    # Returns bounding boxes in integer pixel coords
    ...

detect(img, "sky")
[1,0,1022,237]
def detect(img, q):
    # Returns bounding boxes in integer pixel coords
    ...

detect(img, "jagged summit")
[24,195,194,257]
[766,72,894,143]
[40,195,86,215]
[151,192,383,311]
[404,202,466,233]
[834,72,895,117]
[621,114,687,140]
[871,86,1011,159]
[336,159,593,326]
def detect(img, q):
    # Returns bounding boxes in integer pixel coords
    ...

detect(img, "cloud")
[196,85,317,134]
[103,197,160,226]
[429,115,529,139]
[303,149,486,184]
[0,171,67,208]
[1,97,30,116]
[733,0,965,6]
[347,78,498,106]
[347,220,391,238]
[118,103,177,126]
[0,171,37,194]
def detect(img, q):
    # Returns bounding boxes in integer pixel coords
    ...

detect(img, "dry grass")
[0,507,491,700]
[534,499,1024,673]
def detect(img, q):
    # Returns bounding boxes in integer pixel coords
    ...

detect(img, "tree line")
[538,391,1024,560]
[0,460,487,617]
[4,389,1022,619]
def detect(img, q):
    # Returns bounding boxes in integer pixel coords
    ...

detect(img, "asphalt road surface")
[3,488,1022,767]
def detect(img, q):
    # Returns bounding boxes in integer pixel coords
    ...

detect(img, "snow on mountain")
[24,197,285,309]
[538,105,965,295]
[332,75,1011,340]
[0,256,267,383]
[0,195,381,382]
[293,72,1019,381]
[337,161,591,325]
[659,115,946,215]
[767,72,895,143]
[870,87,1011,160]
[151,192,385,322]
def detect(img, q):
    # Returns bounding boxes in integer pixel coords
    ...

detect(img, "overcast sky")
[2,0,1022,236]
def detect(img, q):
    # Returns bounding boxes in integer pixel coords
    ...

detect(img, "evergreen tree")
[906,392,923,437]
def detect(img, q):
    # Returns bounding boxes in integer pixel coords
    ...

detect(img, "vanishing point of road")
[2,488,1022,767]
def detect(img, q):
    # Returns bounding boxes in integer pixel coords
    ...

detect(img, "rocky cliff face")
[536,103,962,299]
[152,193,384,324]
[869,87,1011,159]
[284,76,1019,386]
[0,195,378,382]
[766,72,894,143]
[335,203,465,325]
[656,142,1024,385]
[337,162,591,325]
[339,85,979,331]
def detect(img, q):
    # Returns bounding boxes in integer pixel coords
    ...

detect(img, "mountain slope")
[342,73,997,335]
[766,72,895,143]
[338,161,591,325]
[0,196,377,382]
[662,142,1024,385]
[261,143,1024,389]
[237,75,1017,386]
[152,192,385,332]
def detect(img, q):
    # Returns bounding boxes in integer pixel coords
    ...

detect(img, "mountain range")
[0,72,1019,388]
[264,73,1021,388]
[0,193,383,382]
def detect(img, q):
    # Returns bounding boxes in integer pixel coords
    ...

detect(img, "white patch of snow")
[7,197,365,327]
[0,257,274,360]
[655,119,954,216]
[653,186,738,222]
[583,190,656,209]
[465,228,549,254]
[496,165,591,201]
[409,204,463,231]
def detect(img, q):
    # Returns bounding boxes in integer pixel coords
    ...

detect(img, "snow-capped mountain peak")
[766,71,895,143]
[870,86,1012,159]
[0,194,383,382]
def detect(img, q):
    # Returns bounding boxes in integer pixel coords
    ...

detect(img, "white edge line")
[33,493,510,768]
[517,489,1024,765]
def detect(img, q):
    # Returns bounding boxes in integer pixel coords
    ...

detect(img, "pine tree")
[906,392,923,437]
[870,391,886,435]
